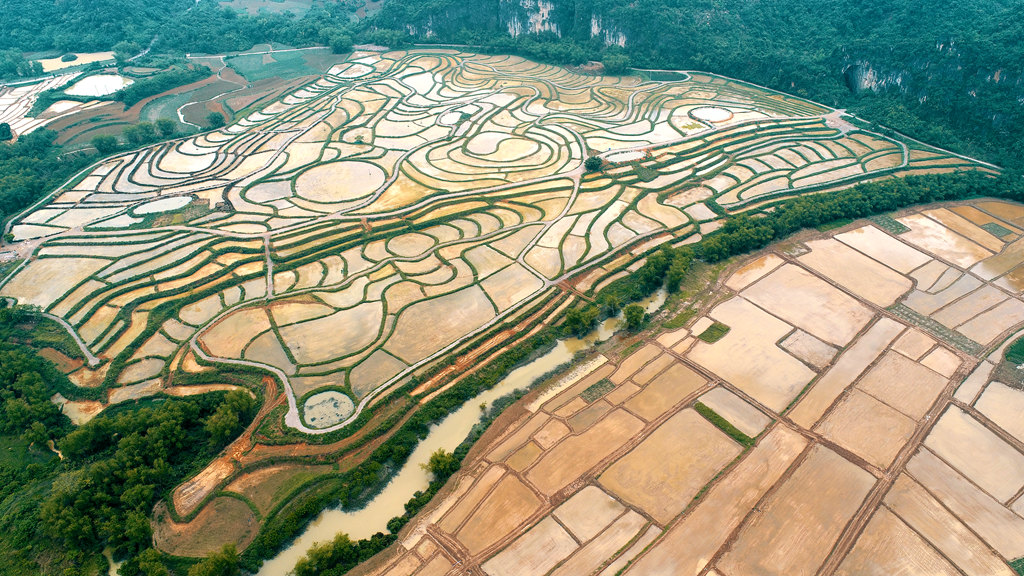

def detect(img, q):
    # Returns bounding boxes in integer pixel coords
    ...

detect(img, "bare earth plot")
[358,199,1024,576]
[0,49,998,557]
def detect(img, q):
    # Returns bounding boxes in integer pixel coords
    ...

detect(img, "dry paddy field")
[0,49,1000,561]
[358,199,1024,576]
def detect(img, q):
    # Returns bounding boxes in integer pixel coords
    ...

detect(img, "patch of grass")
[580,378,614,403]
[697,321,730,343]
[1006,336,1024,365]
[631,162,659,182]
[0,434,56,468]
[981,222,1014,238]
[816,217,854,232]
[663,308,696,330]
[1011,557,1024,576]
[869,214,911,235]
[693,402,754,447]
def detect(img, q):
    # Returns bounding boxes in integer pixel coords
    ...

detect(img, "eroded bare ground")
[356,198,1024,576]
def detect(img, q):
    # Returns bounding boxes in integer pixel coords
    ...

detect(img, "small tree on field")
[602,53,631,75]
[0,122,12,141]
[624,304,645,330]
[92,134,118,154]
[206,112,226,129]
[585,155,603,172]
[330,34,353,54]
[60,53,78,63]
[155,118,177,138]
[188,544,239,576]
[422,448,459,479]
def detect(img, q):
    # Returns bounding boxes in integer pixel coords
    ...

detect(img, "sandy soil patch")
[717,444,875,576]
[294,161,385,203]
[798,238,912,306]
[454,473,542,555]
[349,350,407,398]
[201,308,271,358]
[788,317,904,428]
[153,497,258,557]
[836,507,959,576]
[1,257,107,308]
[924,407,1024,501]
[856,350,948,419]
[551,485,624,541]
[279,302,383,364]
[897,213,993,268]
[527,409,644,495]
[385,285,495,363]
[481,516,578,576]
[697,387,771,436]
[883,474,1017,576]
[742,263,873,346]
[907,448,1024,558]
[626,425,808,576]
[689,297,814,412]
[623,361,706,422]
[816,389,916,469]
[834,225,932,274]
[724,253,785,292]
[226,464,332,515]
[601,409,741,524]
[37,51,114,72]
[51,393,104,425]
[780,329,836,369]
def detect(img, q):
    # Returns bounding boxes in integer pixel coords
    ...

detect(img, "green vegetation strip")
[580,378,615,403]
[868,214,910,235]
[697,322,730,343]
[1005,336,1024,365]
[693,402,754,447]
[888,303,983,356]
[981,222,1014,238]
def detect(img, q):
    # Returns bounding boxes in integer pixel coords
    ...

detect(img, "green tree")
[91,134,118,154]
[155,119,177,138]
[330,34,353,54]
[421,448,458,479]
[205,389,255,447]
[624,304,645,330]
[188,544,239,576]
[135,548,170,576]
[123,123,156,146]
[294,533,358,576]
[602,53,631,75]
[585,155,602,172]
[206,112,226,129]
[0,122,12,141]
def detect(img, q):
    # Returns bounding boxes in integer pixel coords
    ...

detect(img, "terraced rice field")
[1,49,992,438]
[358,199,1024,576]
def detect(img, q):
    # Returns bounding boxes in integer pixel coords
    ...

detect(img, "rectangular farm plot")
[688,297,815,412]
[716,444,876,576]
[480,517,578,576]
[835,225,932,274]
[835,508,960,576]
[625,426,808,576]
[526,409,645,495]
[975,381,1024,443]
[623,360,707,422]
[924,407,1024,502]
[697,387,771,437]
[599,409,742,525]
[814,389,917,469]
[798,238,912,306]
[742,263,874,346]
[896,213,994,268]
[453,473,543,555]
[384,285,496,363]
[855,350,949,419]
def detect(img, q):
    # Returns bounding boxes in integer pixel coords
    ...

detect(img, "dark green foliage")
[0,129,93,225]
[981,222,1013,238]
[584,155,603,171]
[123,122,157,146]
[422,448,458,479]
[694,402,754,447]
[1010,556,1024,575]
[188,545,240,576]
[1005,337,1024,365]
[60,53,77,62]
[624,303,645,331]
[602,52,630,75]
[0,346,68,438]
[329,33,353,54]
[91,134,119,154]
[207,111,226,129]
[205,389,257,447]
[580,378,614,403]
[697,322,730,343]
[0,122,12,141]
[562,305,599,337]
[116,67,211,108]
[155,118,177,138]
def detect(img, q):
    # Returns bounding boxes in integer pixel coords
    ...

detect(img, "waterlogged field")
[365,199,1024,576]
[0,49,998,563]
